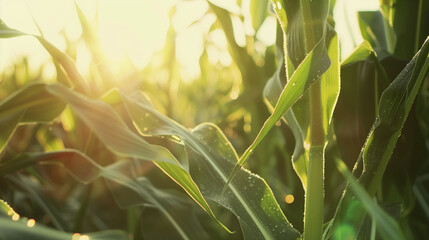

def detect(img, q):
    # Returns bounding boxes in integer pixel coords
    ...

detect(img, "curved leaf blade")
[228,36,330,190]
[0,84,66,152]
[335,159,404,240]
[0,217,128,240]
[328,37,429,239]
[0,150,211,240]
[114,92,301,239]
[0,19,88,93]
[44,84,230,233]
[0,83,229,233]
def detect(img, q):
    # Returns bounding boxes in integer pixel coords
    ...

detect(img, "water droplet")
[143,127,148,131]
[292,82,296,86]
[144,113,150,117]
[80,235,90,240]
[72,233,81,240]
[27,219,35,228]
[12,214,19,221]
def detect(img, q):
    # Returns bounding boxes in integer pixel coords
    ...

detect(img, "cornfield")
[0,0,428,239]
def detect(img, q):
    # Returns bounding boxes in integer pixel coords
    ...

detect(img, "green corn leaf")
[44,84,231,233]
[0,199,17,217]
[358,11,396,53]
[225,34,330,190]
[5,175,69,231]
[0,217,128,240]
[334,40,396,164]
[0,83,229,233]
[208,2,262,89]
[263,43,310,188]
[0,84,66,152]
[320,28,340,142]
[74,2,114,86]
[379,0,429,59]
[341,41,375,66]
[102,90,302,239]
[226,0,332,192]
[334,159,404,240]
[1,196,124,239]
[328,37,429,239]
[104,162,212,240]
[0,150,211,240]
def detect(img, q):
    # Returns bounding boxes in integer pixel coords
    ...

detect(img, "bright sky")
[0,0,176,76]
[0,0,380,79]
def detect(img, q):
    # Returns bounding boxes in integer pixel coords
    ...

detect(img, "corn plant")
[0,0,429,239]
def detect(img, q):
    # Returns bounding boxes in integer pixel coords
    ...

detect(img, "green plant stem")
[300,0,325,239]
[304,145,325,240]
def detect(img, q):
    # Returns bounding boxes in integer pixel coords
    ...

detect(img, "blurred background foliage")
[0,0,428,239]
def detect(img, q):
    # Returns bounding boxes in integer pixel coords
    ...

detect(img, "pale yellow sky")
[0,0,379,80]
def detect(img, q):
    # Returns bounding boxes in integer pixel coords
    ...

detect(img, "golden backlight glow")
[0,0,229,81]
[0,0,378,81]
[0,0,173,76]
